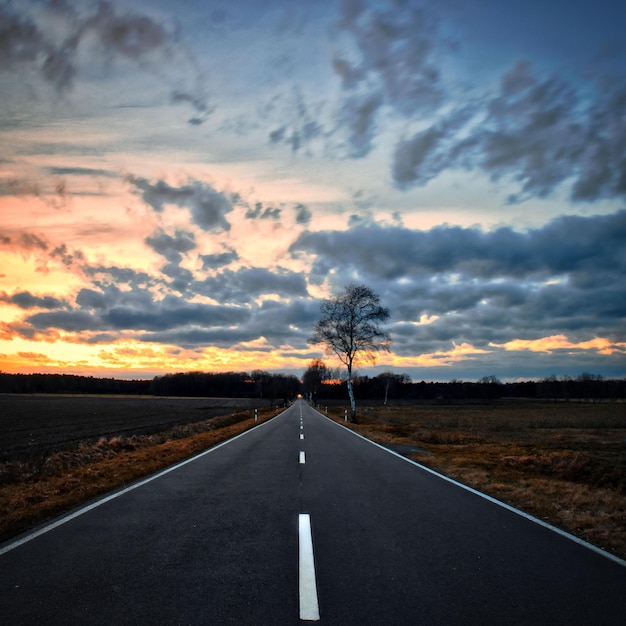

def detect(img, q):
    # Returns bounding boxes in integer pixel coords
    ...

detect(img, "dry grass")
[326,401,626,560]
[0,407,277,544]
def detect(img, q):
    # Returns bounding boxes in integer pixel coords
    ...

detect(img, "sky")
[1,0,625,383]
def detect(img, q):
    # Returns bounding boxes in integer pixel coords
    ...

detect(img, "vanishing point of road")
[1,399,625,624]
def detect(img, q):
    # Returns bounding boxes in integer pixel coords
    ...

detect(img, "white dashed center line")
[299,451,306,464]
[299,513,320,621]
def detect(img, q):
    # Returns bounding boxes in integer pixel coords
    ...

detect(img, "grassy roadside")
[0,407,278,545]
[323,401,626,561]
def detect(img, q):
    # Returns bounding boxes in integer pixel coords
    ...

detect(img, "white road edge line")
[299,513,320,621]
[300,451,306,464]
[315,407,626,569]
[0,409,286,556]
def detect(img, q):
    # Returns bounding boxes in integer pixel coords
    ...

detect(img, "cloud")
[291,210,626,282]
[85,265,153,288]
[200,249,239,270]
[336,92,382,157]
[12,258,314,350]
[268,88,324,153]
[129,177,233,231]
[171,90,212,126]
[332,0,445,157]
[0,291,67,310]
[390,60,626,203]
[245,202,282,220]
[569,81,626,201]
[294,203,312,226]
[145,229,196,264]
[22,287,251,337]
[472,62,583,201]
[84,2,170,60]
[194,267,309,305]
[103,298,249,332]
[0,1,210,119]
[46,166,117,178]
[0,232,48,252]
[0,4,47,67]
[290,210,626,359]
[24,310,104,333]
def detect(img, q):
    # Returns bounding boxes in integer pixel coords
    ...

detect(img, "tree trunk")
[346,368,357,422]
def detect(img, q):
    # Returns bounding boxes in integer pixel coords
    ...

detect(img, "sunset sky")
[1,0,625,382]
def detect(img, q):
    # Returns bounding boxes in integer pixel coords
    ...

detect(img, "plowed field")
[0,395,267,461]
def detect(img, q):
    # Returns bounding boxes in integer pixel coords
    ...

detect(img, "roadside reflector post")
[255,408,258,422]
[344,409,347,422]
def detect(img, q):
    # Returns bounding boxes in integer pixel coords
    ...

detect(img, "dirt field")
[0,394,271,461]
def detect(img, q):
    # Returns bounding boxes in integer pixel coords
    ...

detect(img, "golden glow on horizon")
[0,334,314,377]
[491,335,626,355]
[2,332,623,378]
[384,342,491,369]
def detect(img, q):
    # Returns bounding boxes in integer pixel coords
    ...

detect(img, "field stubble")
[326,401,626,560]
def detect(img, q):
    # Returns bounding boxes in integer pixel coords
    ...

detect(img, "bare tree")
[302,358,329,403]
[308,283,391,422]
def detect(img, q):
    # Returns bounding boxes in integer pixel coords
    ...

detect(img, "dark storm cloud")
[0,291,67,310]
[85,265,153,288]
[291,210,626,357]
[161,263,194,293]
[103,298,249,332]
[139,297,319,349]
[194,267,308,304]
[25,310,104,332]
[23,288,250,337]
[292,210,626,282]
[129,177,233,231]
[145,229,196,264]
[18,274,315,351]
[200,249,239,269]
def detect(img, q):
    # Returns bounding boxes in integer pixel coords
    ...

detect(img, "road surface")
[1,399,625,624]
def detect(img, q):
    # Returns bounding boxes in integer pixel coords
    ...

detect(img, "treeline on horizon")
[0,371,625,401]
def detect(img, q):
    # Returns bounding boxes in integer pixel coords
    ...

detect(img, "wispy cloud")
[0,0,210,123]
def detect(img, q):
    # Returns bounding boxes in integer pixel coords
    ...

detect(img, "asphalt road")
[1,399,625,624]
